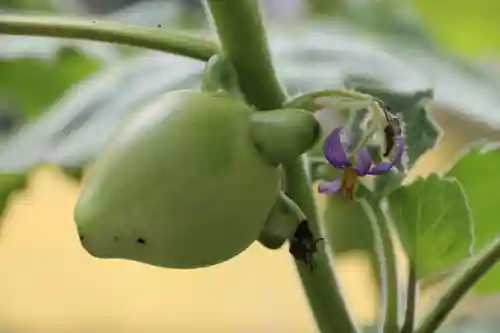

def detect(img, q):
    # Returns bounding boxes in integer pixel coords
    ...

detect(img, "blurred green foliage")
[0,47,101,120]
[415,0,500,56]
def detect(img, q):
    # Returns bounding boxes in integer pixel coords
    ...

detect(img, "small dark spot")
[136,237,146,245]
[289,221,323,271]
[79,235,84,241]
[157,24,163,28]
[92,20,96,24]
[113,236,119,241]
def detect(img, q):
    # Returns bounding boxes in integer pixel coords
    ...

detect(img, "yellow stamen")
[340,167,359,200]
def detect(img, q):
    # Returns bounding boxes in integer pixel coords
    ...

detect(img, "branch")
[0,14,218,61]
[204,0,285,110]
[415,238,500,333]
[203,1,359,332]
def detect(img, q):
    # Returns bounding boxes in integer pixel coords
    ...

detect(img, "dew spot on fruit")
[136,237,147,245]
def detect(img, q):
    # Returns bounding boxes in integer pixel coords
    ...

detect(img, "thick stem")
[415,238,500,333]
[204,1,358,332]
[204,0,286,110]
[285,160,359,333]
[0,14,218,60]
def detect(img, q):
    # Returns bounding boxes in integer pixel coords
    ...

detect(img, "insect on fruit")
[289,220,323,271]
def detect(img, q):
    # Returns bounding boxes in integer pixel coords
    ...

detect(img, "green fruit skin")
[74,90,280,269]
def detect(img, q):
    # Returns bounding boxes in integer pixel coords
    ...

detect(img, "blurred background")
[0,0,500,332]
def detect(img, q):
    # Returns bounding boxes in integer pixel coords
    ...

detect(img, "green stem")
[0,14,218,61]
[204,0,286,110]
[362,200,400,333]
[415,237,500,333]
[401,262,417,333]
[204,1,358,332]
[284,160,359,333]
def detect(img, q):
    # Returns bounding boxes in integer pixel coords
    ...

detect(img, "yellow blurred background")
[0,107,498,333]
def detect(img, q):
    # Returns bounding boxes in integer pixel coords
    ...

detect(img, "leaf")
[344,79,440,170]
[444,147,500,293]
[0,52,204,172]
[415,0,500,56]
[0,47,103,120]
[322,196,383,297]
[386,173,474,278]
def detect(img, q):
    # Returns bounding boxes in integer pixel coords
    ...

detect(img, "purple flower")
[318,127,405,199]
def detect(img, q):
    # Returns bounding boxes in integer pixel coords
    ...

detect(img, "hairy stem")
[415,237,500,333]
[204,1,358,332]
[0,14,218,60]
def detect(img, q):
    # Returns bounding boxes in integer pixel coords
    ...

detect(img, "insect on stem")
[289,220,324,271]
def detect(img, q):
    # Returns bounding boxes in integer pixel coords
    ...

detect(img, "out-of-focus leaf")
[0,47,102,120]
[0,52,204,172]
[386,174,474,279]
[444,147,500,293]
[322,195,383,301]
[0,32,120,123]
[414,0,500,57]
[0,0,53,11]
[106,0,184,27]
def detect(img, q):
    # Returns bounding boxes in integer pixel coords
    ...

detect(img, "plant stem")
[284,160,359,333]
[415,237,500,333]
[204,1,358,332]
[204,0,286,110]
[0,14,218,60]
[400,262,417,333]
[363,200,400,333]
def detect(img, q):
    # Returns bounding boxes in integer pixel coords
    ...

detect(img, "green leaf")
[0,46,103,120]
[415,0,500,56]
[386,174,474,278]
[0,52,204,172]
[323,196,382,295]
[445,147,500,293]
[344,79,440,170]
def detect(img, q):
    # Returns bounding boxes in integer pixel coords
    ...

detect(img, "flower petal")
[318,179,342,194]
[393,136,405,164]
[367,161,393,175]
[367,135,405,175]
[323,127,350,168]
[353,148,373,176]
